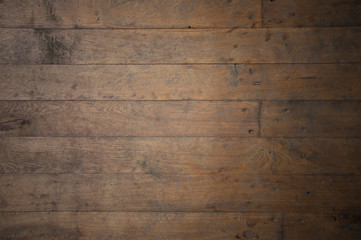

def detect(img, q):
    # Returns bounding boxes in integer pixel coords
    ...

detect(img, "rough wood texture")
[285,213,361,240]
[1,64,361,101]
[3,212,359,240]
[1,174,360,212]
[1,137,360,175]
[1,28,361,64]
[0,212,281,240]
[1,1,360,238]
[261,101,361,137]
[0,101,259,137]
[0,0,261,28]
[263,0,361,27]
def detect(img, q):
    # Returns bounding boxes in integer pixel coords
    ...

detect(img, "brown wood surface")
[1,174,360,212]
[1,212,360,240]
[0,101,259,137]
[263,0,361,27]
[285,213,361,240]
[1,137,360,175]
[1,1,361,239]
[0,0,261,28]
[0,212,282,240]
[1,28,361,64]
[261,101,361,137]
[1,64,361,101]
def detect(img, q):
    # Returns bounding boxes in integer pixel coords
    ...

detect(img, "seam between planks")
[0,100,360,102]
[0,210,359,214]
[0,173,359,176]
[1,26,361,30]
[0,136,361,139]
[2,62,361,65]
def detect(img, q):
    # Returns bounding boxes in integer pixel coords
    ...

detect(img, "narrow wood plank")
[1,64,361,101]
[261,101,361,137]
[0,101,259,137]
[1,137,360,175]
[0,0,261,28]
[285,213,361,240]
[0,212,282,240]
[263,0,361,27]
[0,174,360,212]
[1,28,360,64]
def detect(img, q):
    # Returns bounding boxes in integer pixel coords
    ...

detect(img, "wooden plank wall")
[0,0,360,239]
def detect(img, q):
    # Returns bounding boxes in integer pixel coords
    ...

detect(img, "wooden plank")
[0,0,261,28]
[285,213,361,240]
[0,101,259,137]
[0,212,282,240]
[261,101,361,137]
[263,0,361,27]
[1,64,361,101]
[0,174,360,212]
[1,137,360,175]
[1,28,360,64]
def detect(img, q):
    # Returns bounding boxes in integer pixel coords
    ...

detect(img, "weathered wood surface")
[0,0,261,28]
[0,101,259,137]
[1,64,361,100]
[1,28,361,64]
[263,0,361,27]
[0,212,282,240]
[0,1,360,239]
[0,174,360,212]
[261,101,361,137]
[285,213,361,240]
[1,137,360,175]
[1,212,359,240]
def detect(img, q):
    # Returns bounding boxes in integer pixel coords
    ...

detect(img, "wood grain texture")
[1,0,360,238]
[263,0,361,27]
[1,64,361,100]
[1,137,360,175]
[1,28,361,64]
[261,101,361,137]
[1,174,360,212]
[0,0,261,28]
[285,213,361,240]
[0,212,281,240]
[0,101,259,137]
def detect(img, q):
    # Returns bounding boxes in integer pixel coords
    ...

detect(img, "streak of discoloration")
[0,119,30,131]
[0,224,82,239]
[229,64,239,88]
[265,31,271,42]
[34,29,74,64]
[0,199,7,208]
[43,0,60,22]
[71,83,78,90]
[243,230,259,239]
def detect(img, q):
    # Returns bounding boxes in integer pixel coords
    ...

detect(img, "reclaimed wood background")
[0,0,360,239]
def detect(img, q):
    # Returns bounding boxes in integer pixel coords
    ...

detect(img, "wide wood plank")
[1,137,360,175]
[0,0,261,28]
[1,64,361,100]
[0,101,259,137]
[263,0,361,27]
[0,174,360,212]
[285,213,361,240]
[1,28,360,64]
[0,212,281,240]
[261,101,361,137]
